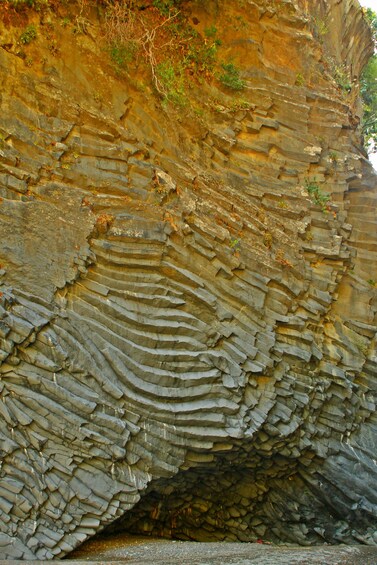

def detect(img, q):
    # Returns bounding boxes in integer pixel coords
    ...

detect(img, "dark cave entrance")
[101,448,340,546]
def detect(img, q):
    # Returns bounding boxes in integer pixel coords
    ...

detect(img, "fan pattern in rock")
[0,0,376,558]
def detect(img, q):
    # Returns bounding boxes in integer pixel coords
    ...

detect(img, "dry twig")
[104,0,179,96]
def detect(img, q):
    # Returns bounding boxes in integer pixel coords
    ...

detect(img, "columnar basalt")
[0,0,376,559]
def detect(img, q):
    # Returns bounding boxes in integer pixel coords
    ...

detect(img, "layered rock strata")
[0,0,376,558]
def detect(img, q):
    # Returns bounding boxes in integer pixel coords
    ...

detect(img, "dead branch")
[104,0,180,97]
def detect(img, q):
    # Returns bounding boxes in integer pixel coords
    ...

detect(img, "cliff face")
[0,0,376,558]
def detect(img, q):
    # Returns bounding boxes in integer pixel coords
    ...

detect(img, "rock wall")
[0,0,376,558]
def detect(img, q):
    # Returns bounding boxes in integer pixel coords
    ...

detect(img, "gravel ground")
[3,535,377,564]
[63,534,377,564]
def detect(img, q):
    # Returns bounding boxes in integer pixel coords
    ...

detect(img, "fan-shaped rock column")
[0,0,376,558]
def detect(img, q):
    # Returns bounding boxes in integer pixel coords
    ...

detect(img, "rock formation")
[0,0,376,559]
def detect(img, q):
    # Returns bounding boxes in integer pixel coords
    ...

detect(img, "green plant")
[15,49,26,60]
[109,41,137,72]
[363,7,377,46]
[153,0,179,16]
[156,60,186,105]
[135,80,146,92]
[183,23,221,77]
[204,25,217,38]
[185,42,220,75]
[333,63,351,92]
[104,0,183,97]
[323,56,352,93]
[305,179,330,212]
[309,14,328,42]
[361,55,377,149]
[193,106,204,118]
[219,62,245,90]
[295,73,305,87]
[60,16,71,27]
[313,16,328,38]
[168,19,198,41]
[2,0,46,10]
[361,9,377,152]
[229,238,241,253]
[230,98,252,111]
[233,13,248,30]
[367,278,376,287]
[19,24,37,44]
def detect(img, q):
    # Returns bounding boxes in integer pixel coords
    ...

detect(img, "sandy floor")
[55,533,377,564]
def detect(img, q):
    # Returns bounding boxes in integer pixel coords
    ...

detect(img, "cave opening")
[100,446,344,546]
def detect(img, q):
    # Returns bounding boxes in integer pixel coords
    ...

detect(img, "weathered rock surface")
[0,0,376,559]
